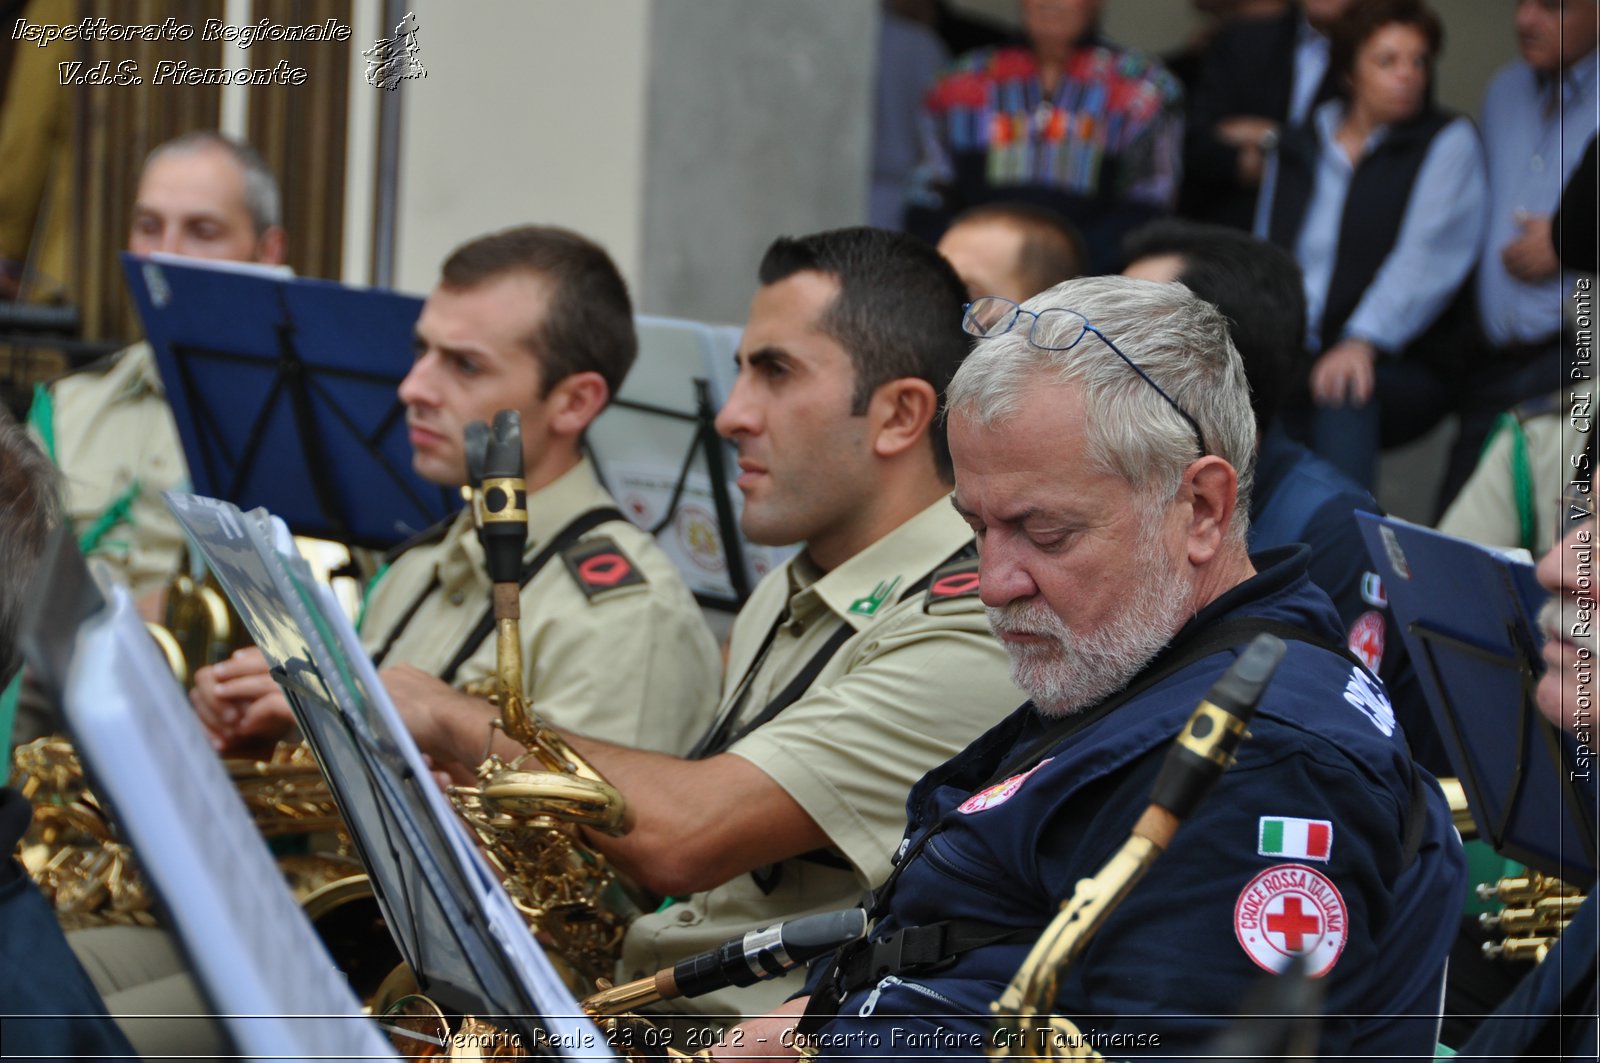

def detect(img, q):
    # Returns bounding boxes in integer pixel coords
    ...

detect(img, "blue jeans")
[1309,357,1451,489]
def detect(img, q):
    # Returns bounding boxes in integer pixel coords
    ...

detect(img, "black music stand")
[1357,513,1597,885]
[19,526,397,1059]
[121,253,458,550]
[165,492,607,1056]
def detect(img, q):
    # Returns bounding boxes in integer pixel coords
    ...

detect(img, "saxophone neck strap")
[369,506,624,677]
[689,541,977,761]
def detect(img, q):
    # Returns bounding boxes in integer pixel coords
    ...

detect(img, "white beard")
[987,534,1188,717]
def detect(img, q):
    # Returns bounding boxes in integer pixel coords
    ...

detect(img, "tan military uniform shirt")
[1440,391,1590,555]
[620,499,1022,1022]
[359,458,721,755]
[31,343,190,599]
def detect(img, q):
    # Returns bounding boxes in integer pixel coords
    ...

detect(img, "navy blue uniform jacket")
[1249,425,1447,774]
[809,549,1465,1059]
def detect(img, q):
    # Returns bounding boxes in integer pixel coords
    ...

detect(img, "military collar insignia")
[847,575,901,617]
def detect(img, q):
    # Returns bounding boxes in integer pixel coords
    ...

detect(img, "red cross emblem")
[1234,864,1347,977]
[1265,895,1322,952]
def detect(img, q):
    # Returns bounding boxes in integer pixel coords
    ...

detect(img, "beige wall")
[392,0,653,295]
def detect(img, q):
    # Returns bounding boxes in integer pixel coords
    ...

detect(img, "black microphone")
[582,909,868,1015]
[672,908,869,997]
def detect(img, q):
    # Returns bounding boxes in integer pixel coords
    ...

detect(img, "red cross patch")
[1347,610,1386,672]
[957,758,1053,814]
[1234,864,1347,977]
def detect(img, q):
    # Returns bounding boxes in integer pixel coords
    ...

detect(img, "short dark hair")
[1328,0,1443,102]
[1123,220,1306,435]
[947,202,1087,296]
[440,225,637,404]
[758,227,973,481]
[0,408,61,687]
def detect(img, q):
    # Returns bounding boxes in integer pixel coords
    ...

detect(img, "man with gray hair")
[729,277,1465,1059]
[27,131,286,612]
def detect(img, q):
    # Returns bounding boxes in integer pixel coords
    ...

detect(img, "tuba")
[989,635,1286,1060]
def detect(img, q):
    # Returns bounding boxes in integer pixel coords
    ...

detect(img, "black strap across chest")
[688,542,976,761]
[368,506,625,683]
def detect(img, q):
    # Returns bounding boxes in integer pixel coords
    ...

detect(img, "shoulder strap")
[26,382,55,463]
[437,506,625,684]
[692,541,977,760]
[370,506,623,674]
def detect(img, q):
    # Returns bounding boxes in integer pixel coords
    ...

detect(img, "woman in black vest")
[1254,0,1486,489]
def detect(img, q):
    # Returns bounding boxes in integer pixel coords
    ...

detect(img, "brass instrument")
[442,411,633,990]
[1478,872,1586,963]
[1438,777,1588,965]
[13,544,398,995]
[989,635,1287,1060]
[12,736,155,929]
[158,554,241,688]
[10,734,388,982]
[375,412,634,1056]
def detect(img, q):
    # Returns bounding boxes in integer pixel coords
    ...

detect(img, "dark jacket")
[1250,425,1447,774]
[807,549,1465,1058]
[0,786,138,1060]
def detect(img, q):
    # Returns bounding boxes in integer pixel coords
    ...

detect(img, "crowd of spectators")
[877,0,1597,514]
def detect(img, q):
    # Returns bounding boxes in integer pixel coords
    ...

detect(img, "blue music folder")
[121,253,459,550]
[1357,513,1596,884]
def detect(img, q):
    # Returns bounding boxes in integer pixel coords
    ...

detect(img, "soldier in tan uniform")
[75,227,724,1057]
[404,227,1023,1025]
[26,132,287,607]
[1439,388,1592,556]
[193,225,721,757]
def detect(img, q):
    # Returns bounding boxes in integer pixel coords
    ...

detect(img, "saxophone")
[11,541,395,993]
[988,635,1287,1060]
[442,412,633,985]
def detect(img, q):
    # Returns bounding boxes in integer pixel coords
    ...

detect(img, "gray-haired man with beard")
[724,276,1465,1060]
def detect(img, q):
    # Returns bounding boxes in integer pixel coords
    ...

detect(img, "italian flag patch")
[1258,817,1332,862]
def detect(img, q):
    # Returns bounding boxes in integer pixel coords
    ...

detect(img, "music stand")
[1356,513,1597,885]
[19,528,397,1060]
[586,314,793,609]
[164,492,612,1057]
[121,253,459,550]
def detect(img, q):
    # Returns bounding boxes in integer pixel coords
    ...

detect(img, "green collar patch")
[848,575,901,616]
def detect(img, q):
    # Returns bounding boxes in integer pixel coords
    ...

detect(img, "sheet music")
[61,578,394,1060]
[167,491,614,1057]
